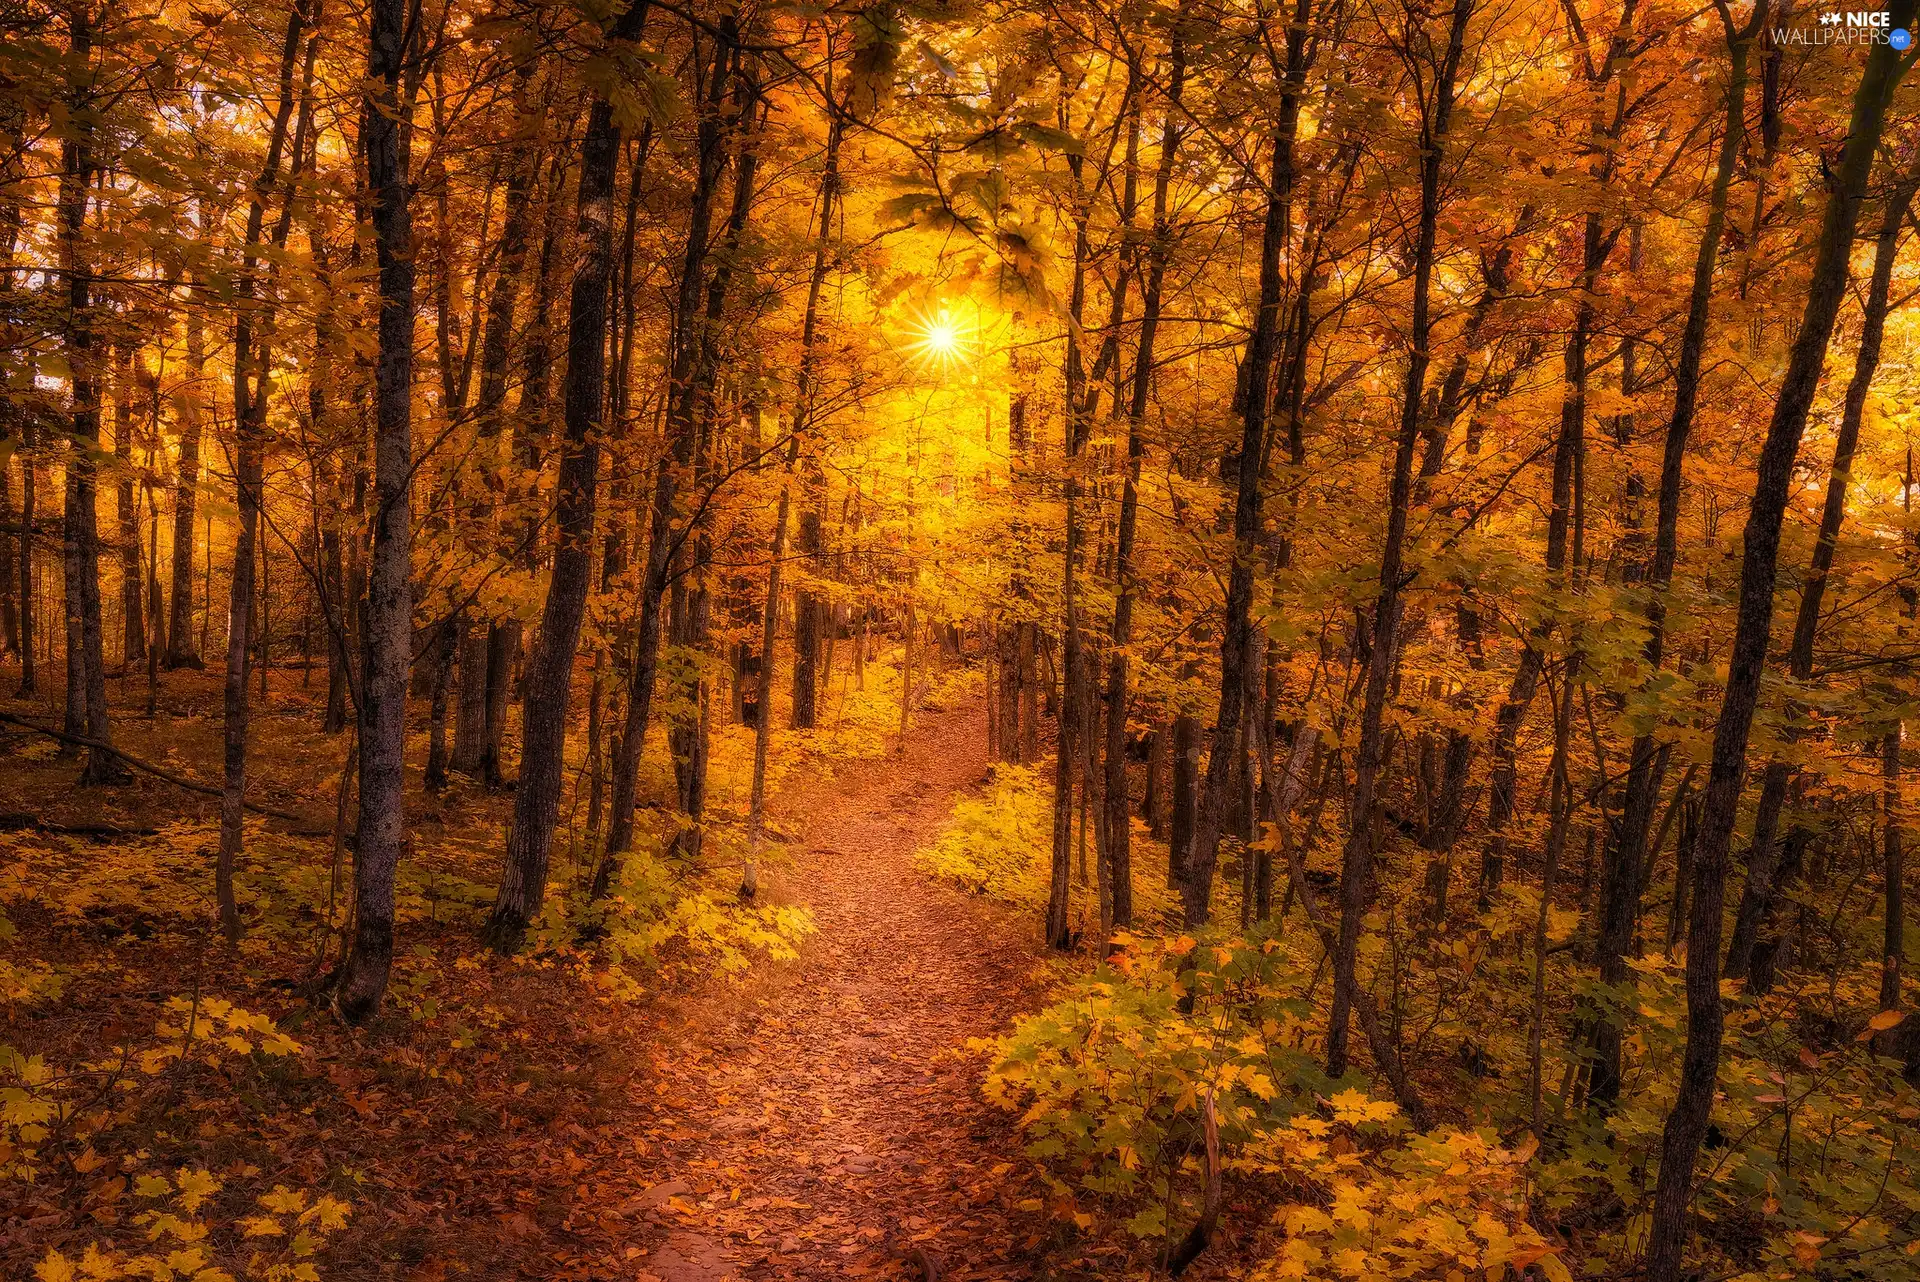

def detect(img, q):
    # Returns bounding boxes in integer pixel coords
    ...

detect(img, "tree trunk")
[665,81,764,861]
[1326,0,1470,1081]
[1884,725,1904,1012]
[1591,14,1754,1109]
[456,61,543,775]
[1179,0,1314,928]
[1725,168,1920,985]
[453,623,487,773]
[425,616,457,792]
[57,6,123,789]
[791,505,823,728]
[1047,133,1100,951]
[219,0,314,942]
[1104,38,1182,933]
[740,41,846,894]
[1644,18,1912,1278]
[333,0,413,1019]
[490,0,652,943]
[167,276,205,669]
[0,119,20,660]
[604,24,735,864]
[16,419,34,696]
[113,354,144,667]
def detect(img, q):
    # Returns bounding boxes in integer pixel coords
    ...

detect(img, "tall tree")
[216,0,316,941]
[57,1,124,788]
[1325,0,1472,1103]
[1643,14,1915,1277]
[489,0,652,942]
[333,0,414,1018]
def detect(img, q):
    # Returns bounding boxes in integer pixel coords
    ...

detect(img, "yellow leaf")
[173,1168,219,1213]
[34,1250,76,1282]
[1861,1009,1905,1038]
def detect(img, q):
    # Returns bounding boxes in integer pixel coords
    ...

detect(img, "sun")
[908,306,972,372]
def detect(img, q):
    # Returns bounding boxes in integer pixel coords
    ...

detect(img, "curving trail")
[617,699,1058,1281]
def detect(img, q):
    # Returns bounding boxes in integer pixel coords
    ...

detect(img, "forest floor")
[2,669,1166,1281]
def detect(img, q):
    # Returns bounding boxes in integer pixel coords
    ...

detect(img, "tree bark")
[1105,36,1182,934]
[1724,169,1919,984]
[1644,19,1912,1278]
[1590,9,1756,1108]
[1179,0,1315,928]
[740,39,847,897]
[455,62,543,777]
[167,268,206,669]
[16,419,33,696]
[113,352,144,667]
[1325,0,1471,1080]
[218,0,314,942]
[332,0,414,1019]
[604,23,734,864]
[57,4,124,789]
[1884,725,1904,1012]
[490,0,652,943]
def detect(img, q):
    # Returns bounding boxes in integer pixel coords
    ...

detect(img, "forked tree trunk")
[219,0,314,942]
[1104,37,1183,932]
[1179,0,1314,928]
[741,41,848,897]
[1590,4,1758,1109]
[1725,167,1919,985]
[1326,0,1469,1092]
[455,62,543,777]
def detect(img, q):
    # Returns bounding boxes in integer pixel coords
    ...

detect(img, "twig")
[0,710,330,831]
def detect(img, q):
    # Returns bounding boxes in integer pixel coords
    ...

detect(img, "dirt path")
[617,699,1059,1282]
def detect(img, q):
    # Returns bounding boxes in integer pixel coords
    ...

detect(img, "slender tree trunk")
[456,62,543,775]
[1326,0,1470,1085]
[425,616,456,792]
[333,0,413,1019]
[113,355,144,667]
[740,42,846,895]
[490,0,652,943]
[1104,39,1182,934]
[1179,0,1314,928]
[604,25,733,863]
[16,420,33,696]
[1884,725,1904,1012]
[0,453,16,660]
[666,83,764,860]
[1530,666,1574,1137]
[219,0,314,942]
[1725,168,1919,984]
[1591,12,1755,1108]
[1047,141,1099,951]
[167,278,205,669]
[0,120,20,661]
[57,6,123,789]
[1645,20,1912,1278]
[453,619,487,772]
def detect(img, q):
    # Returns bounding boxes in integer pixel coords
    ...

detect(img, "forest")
[5,0,1920,1276]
